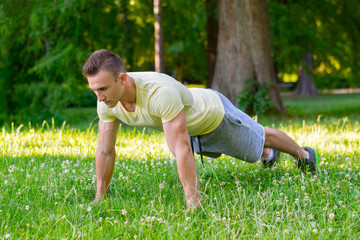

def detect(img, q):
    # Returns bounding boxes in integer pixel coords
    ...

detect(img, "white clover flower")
[5,234,11,239]
[99,217,103,223]
[313,229,318,234]
[329,213,335,219]
[25,205,29,211]
[122,209,127,215]
[328,228,333,233]
[186,217,191,221]
[87,206,92,212]
[79,204,84,209]
[295,198,299,204]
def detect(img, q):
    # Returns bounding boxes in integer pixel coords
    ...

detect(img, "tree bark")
[212,0,253,104]
[294,53,318,96]
[211,0,286,113]
[154,0,164,73]
[248,0,285,112]
[205,0,219,87]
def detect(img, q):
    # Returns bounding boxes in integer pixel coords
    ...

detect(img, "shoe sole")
[314,149,321,177]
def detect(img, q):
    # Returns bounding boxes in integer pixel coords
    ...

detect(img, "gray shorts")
[191,91,265,163]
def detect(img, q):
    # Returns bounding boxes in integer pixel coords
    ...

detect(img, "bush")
[237,79,272,117]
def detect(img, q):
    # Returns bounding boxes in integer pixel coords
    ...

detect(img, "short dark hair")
[82,49,126,79]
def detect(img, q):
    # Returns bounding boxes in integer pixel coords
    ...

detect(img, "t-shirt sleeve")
[149,86,184,122]
[97,101,117,122]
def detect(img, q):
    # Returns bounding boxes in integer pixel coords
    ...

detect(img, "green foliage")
[0,0,120,123]
[0,0,208,124]
[163,0,208,83]
[268,0,360,88]
[237,79,272,117]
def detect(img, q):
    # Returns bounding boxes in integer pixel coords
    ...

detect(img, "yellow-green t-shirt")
[97,72,225,136]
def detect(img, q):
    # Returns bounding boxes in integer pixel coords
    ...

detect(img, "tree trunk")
[211,0,285,113]
[248,0,285,112]
[212,0,254,104]
[205,0,218,87]
[154,0,164,73]
[294,53,318,96]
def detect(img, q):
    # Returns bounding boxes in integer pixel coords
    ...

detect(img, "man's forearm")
[95,150,116,200]
[176,151,201,208]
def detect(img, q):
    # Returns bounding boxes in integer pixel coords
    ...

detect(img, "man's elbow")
[96,147,116,158]
[174,143,193,160]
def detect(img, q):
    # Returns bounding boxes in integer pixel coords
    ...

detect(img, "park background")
[1,0,360,125]
[1,0,360,239]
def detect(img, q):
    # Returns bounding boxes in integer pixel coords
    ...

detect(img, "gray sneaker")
[262,149,281,168]
[298,147,321,176]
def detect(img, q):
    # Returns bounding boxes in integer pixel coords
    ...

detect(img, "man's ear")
[118,73,127,83]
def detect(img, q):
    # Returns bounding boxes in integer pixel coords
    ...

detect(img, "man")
[82,49,320,208]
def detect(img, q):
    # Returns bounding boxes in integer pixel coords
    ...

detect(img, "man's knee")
[264,127,276,147]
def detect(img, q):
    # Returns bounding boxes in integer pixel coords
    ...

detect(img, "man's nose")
[96,92,105,102]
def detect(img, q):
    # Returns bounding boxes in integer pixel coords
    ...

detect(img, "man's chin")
[106,102,118,108]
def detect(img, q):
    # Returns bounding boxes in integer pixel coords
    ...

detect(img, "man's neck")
[121,75,137,104]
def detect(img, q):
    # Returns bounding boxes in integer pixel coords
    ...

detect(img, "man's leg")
[262,127,321,176]
[263,127,307,160]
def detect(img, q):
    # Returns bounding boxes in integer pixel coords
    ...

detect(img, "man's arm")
[162,110,201,208]
[95,119,119,200]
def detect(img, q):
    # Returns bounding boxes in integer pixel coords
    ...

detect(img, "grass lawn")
[1,93,360,239]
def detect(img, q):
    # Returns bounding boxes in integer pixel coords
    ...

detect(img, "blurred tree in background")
[268,0,360,90]
[0,0,359,124]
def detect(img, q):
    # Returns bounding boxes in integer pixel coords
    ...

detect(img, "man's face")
[87,70,124,108]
